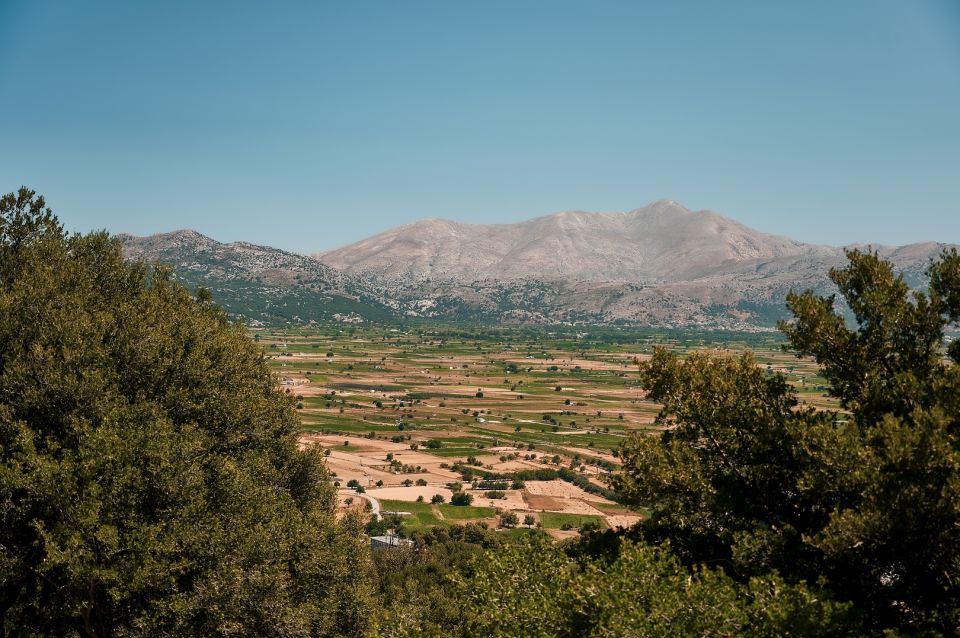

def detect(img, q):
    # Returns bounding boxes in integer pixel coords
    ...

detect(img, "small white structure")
[370,534,413,550]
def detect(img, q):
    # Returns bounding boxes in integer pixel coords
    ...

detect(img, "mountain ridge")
[121,201,956,329]
[120,229,397,325]
[316,201,842,284]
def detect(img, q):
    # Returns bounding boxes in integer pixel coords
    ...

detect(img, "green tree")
[459,538,849,638]
[451,492,473,506]
[780,248,960,631]
[0,189,375,636]
[614,248,960,634]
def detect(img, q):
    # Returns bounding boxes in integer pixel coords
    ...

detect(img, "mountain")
[121,203,955,330]
[317,200,836,284]
[315,201,954,330]
[120,230,397,325]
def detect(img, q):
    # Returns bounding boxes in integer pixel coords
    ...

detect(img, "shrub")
[451,492,474,506]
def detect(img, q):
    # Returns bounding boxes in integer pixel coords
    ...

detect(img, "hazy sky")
[1,1,958,254]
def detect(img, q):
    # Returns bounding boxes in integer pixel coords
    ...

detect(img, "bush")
[431,494,445,504]
[477,480,509,490]
[451,492,474,506]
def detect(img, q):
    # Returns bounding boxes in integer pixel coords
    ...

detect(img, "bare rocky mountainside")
[122,202,954,329]
[316,200,952,330]
[318,200,833,283]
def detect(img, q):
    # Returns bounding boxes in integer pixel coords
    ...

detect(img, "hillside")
[316,201,952,329]
[317,200,836,283]
[120,230,397,325]
[122,204,954,330]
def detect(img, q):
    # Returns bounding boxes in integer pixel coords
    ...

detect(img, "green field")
[539,512,607,530]
[438,504,497,520]
[378,499,442,527]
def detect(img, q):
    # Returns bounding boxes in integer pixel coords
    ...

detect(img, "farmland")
[264,324,836,538]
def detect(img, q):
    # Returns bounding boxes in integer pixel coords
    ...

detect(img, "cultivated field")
[264,325,835,537]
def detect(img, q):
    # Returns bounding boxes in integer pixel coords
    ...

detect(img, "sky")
[1,0,958,254]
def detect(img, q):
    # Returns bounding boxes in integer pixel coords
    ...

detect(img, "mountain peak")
[119,206,955,331]
[645,199,689,211]
[318,201,814,283]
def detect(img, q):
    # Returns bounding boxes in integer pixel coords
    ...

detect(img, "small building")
[370,534,413,550]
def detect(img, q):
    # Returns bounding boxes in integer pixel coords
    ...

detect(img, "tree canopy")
[0,188,375,636]
[613,248,960,634]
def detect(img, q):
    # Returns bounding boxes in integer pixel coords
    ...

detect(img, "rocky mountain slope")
[315,201,954,330]
[121,203,955,330]
[120,230,397,325]
[318,200,838,284]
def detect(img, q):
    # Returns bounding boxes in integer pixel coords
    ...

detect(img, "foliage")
[614,248,960,634]
[374,524,505,638]
[458,538,851,637]
[451,492,474,506]
[0,189,375,636]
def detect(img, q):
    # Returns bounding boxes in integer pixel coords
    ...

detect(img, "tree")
[458,538,849,638]
[0,189,375,636]
[431,494,445,504]
[779,248,960,631]
[451,492,473,506]
[614,248,960,634]
[499,512,519,528]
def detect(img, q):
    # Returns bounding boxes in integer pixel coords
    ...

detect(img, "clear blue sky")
[1,0,958,253]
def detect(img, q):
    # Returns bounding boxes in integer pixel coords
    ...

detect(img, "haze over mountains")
[121,201,954,330]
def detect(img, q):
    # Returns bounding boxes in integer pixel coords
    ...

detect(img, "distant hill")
[120,230,397,325]
[122,202,955,330]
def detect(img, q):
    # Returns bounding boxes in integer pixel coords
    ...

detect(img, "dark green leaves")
[0,190,375,636]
